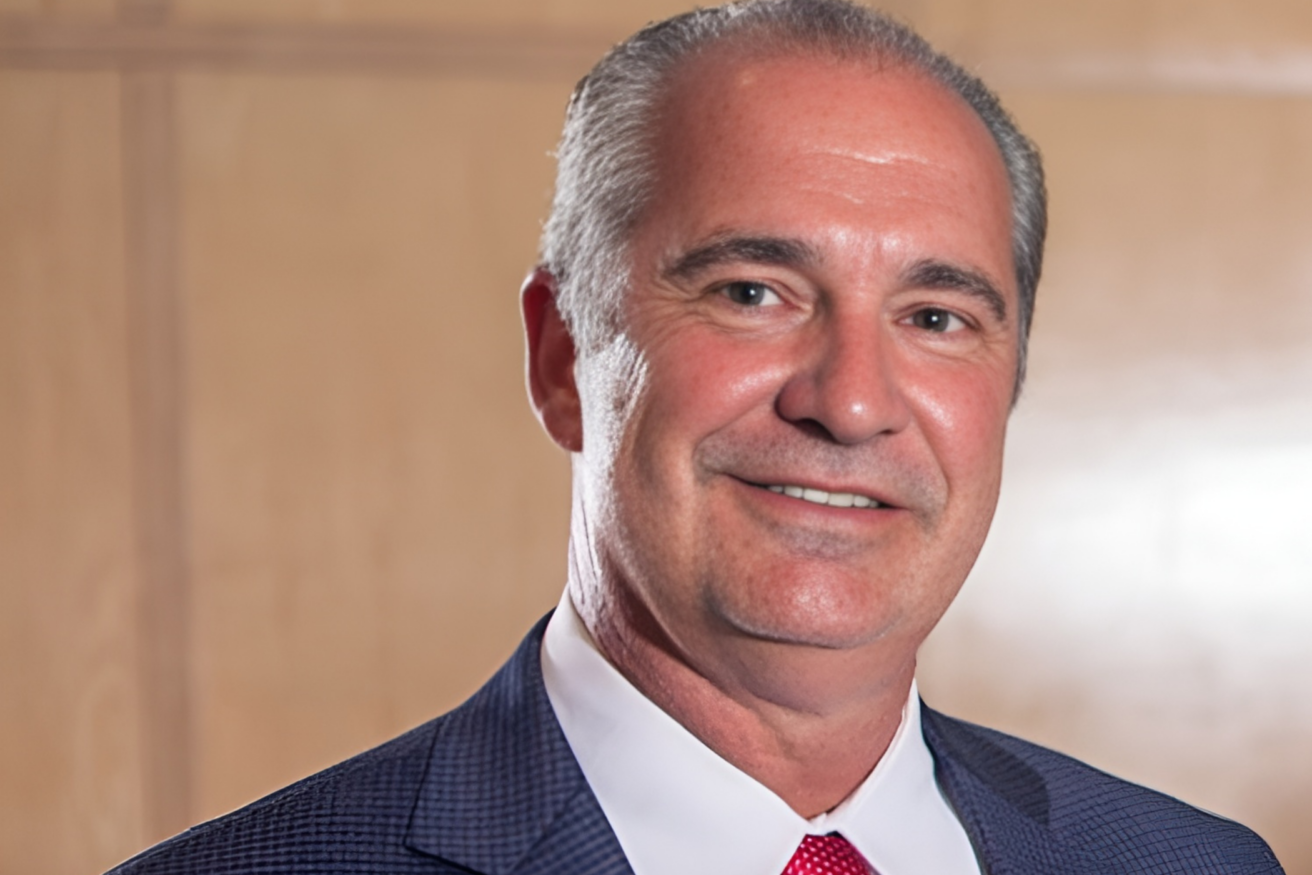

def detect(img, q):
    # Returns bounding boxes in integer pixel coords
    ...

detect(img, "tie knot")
[782,833,874,875]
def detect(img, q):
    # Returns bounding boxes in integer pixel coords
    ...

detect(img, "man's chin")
[705,580,908,653]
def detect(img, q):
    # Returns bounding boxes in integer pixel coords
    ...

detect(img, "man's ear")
[522,267,583,452]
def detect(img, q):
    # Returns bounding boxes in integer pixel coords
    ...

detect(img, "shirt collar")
[540,592,980,875]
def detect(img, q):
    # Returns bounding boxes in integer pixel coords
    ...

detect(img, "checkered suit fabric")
[107,614,1284,875]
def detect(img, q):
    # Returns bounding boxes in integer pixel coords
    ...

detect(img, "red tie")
[782,833,874,875]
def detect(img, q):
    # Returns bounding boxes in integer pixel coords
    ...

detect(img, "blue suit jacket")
[109,616,1283,874]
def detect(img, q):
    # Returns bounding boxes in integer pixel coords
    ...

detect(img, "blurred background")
[2,1,1310,872]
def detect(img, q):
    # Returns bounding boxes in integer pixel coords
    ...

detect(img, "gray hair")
[540,0,1046,391]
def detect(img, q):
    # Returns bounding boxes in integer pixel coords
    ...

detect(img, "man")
[109,1,1283,873]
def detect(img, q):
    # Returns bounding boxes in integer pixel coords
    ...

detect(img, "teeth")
[762,483,881,508]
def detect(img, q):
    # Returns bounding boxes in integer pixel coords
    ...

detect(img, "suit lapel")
[406,622,1107,875]
[922,706,1103,875]
[405,615,634,875]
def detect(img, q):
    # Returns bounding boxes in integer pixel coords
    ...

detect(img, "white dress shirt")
[540,592,983,875]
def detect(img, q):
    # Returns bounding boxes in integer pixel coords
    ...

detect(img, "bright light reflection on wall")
[919,355,1312,833]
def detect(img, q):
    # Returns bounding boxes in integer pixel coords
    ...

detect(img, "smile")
[760,483,886,509]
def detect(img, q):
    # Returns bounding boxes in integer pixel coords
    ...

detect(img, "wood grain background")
[2,1,1309,872]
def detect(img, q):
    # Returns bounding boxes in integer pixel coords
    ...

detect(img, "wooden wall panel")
[171,0,702,33]
[2,1,1309,873]
[918,91,1312,874]
[0,71,145,875]
[0,0,116,20]
[915,0,1312,59]
[176,72,574,820]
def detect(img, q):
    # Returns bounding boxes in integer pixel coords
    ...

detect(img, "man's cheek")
[657,334,799,419]
[904,371,1010,461]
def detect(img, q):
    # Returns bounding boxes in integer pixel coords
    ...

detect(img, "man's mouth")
[756,483,887,509]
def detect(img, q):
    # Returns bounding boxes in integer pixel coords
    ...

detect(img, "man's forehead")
[654,50,1006,188]
[664,47,950,120]
[638,50,1016,290]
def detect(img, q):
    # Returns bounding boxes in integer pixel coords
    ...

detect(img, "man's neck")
[573,579,918,818]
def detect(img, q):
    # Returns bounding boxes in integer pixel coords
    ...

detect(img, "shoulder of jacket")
[921,706,1285,874]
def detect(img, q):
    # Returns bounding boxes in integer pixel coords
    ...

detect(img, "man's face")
[571,52,1019,683]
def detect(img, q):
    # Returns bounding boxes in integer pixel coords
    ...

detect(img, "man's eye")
[910,307,966,333]
[720,281,781,307]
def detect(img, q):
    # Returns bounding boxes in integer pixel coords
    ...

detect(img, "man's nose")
[774,317,911,445]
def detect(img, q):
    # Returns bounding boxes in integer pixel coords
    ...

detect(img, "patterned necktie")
[782,833,875,875]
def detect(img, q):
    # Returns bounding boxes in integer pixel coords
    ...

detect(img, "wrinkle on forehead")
[797,147,941,207]
[814,145,934,169]
[803,183,868,207]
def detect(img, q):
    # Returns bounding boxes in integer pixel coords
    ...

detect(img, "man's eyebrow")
[902,259,1009,323]
[662,234,820,281]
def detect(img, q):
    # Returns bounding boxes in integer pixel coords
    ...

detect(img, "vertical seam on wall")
[120,0,192,840]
